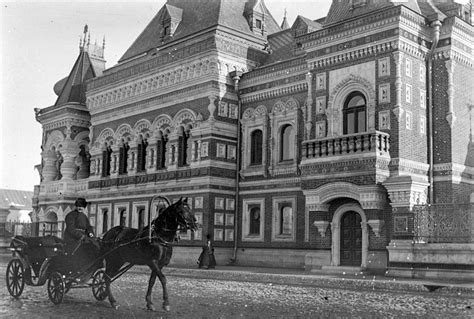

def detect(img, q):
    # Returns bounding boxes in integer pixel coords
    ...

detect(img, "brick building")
[33,0,473,279]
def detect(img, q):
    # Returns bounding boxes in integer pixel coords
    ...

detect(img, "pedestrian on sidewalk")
[197,234,216,269]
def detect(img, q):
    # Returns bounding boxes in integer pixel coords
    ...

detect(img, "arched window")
[249,206,260,235]
[280,206,293,235]
[137,137,148,172]
[343,91,367,134]
[250,129,263,165]
[137,208,145,231]
[102,209,108,234]
[102,146,112,177]
[156,131,168,169]
[280,125,294,161]
[118,142,130,175]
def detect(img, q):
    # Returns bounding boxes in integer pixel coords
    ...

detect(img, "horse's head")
[152,197,198,233]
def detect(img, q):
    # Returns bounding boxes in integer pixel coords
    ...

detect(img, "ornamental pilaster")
[128,141,138,175]
[41,150,59,182]
[392,51,404,120]
[444,59,456,127]
[146,137,157,173]
[59,140,79,180]
[110,145,120,177]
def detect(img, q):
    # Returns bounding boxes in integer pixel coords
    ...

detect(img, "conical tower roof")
[54,48,96,107]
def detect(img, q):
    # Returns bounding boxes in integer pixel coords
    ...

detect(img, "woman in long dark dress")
[198,234,216,269]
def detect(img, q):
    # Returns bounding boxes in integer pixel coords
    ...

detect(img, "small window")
[163,25,170,36]
[280,205,293,235]
[102,146,112,177]
[256,19,262,29]
[137,208,145,231]
[249,206,260,235]
[119,208,127,227]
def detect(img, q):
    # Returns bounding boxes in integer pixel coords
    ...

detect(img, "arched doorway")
[340,211,362,266]
[42,211,58,236]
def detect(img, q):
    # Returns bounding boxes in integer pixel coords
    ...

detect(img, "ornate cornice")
[43,118,90,131]
[240,81,307,103]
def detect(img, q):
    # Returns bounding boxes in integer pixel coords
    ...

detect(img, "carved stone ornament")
[367,220,384,237]
[313,221,329,237]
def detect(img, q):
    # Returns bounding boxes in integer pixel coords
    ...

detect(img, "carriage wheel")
[47,272,65,304]
[6,259,25,297]
[91,269,108,301]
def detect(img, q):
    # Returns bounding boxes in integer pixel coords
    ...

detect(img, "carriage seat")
[10,235,65,259]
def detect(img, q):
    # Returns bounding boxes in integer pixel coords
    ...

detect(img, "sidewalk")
[147,264,474,295]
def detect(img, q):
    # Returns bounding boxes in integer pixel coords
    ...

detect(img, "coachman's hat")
[75,198,88,208]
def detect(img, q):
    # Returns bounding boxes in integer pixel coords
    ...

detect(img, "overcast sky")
[0,0,332,191]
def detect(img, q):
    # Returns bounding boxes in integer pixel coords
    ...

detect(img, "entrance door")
[340,211,362,266]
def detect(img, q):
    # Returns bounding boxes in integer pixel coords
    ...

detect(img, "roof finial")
[280,8,290,30]
[103,36,106,50]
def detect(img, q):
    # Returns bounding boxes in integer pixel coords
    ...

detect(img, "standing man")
[64,197,94,253]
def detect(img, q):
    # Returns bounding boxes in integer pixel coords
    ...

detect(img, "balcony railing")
[302,131,390,160]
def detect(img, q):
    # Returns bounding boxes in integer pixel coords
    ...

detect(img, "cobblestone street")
[1,263,473,319]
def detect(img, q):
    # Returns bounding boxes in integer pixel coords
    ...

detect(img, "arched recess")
[115,124,134,143]
[133,119,152,142]
[93,128,115,152]
[331,203,368,268]
[327,74,376,137]
[44,130,65,151]
[152,114,173,138]
[173,108,197,129]
[40,207,59,237]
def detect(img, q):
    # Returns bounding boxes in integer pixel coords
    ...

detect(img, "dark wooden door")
[340,211,362,266]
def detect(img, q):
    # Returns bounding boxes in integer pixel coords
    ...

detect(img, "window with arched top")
[119,208,127,227]
[280,125,294,161]
[343,91,367,134]
[250,129,263,165]
[137,208,145,231]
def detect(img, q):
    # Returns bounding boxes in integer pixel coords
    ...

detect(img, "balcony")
[302,131,390,161]
[300,131,391,183]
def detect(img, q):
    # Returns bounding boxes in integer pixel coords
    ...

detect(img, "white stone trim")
[331,203,368,268]
[271,196,297,242]
[131,201,149,229]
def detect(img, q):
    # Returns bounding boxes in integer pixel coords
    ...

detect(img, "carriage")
[5,195,195,311]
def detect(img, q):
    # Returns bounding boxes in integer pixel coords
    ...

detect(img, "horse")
[100,197,198,311]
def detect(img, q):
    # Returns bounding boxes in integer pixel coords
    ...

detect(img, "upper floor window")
[102,209,108,234]
[250,129,263,165]
[256,19,262,29]
[157,132,168,170]
[178,126,192,167]
[343,92,367,134]
[118,142,130,175]
[102,146,112,177]
[119,208,127,227]
[137,137,148,172]
[280,125,294,161]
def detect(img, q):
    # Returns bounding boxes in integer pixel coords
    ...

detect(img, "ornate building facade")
[33,0,474,279]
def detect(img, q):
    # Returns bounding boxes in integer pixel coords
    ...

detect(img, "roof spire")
[280,8,289,30]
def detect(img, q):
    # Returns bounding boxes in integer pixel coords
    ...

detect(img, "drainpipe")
[229,70,243,264]
[427,16,442,204]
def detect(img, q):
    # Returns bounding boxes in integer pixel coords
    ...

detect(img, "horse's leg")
[156,266,170,312]
[105,257,121,310]
[145,269,157,311]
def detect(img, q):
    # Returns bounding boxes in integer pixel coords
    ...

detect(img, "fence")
[413,203,473,243]
[0,222,32,239]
